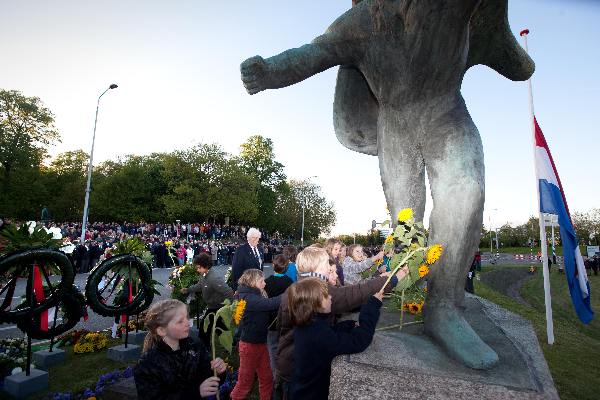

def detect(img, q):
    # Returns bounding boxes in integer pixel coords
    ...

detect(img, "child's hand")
[211,357,227,374]
[373,290,384,301]
[395,265,410,280]
[199,376,220,397]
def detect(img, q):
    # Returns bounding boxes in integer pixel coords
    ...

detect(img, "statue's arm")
[241,33,363,95]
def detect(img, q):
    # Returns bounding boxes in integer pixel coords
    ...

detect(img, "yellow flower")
[397,208,413,223]
[418,264,429,278]
[426,244,443,265]
[384,235,394,244]
[409,302,423,314]
[233,299,246,325]
[374,258,383,266]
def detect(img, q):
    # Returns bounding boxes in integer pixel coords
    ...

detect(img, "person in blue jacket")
[288,277,383,399]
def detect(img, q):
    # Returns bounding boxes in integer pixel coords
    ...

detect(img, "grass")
[0,337,133,400]
[479,245,590,256]
[475,264,600,400]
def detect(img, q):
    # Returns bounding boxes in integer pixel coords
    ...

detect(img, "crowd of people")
[134,231,409,400]
[11,220,293,273]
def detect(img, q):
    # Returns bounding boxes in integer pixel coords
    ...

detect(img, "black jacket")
[134,337,220,400]
[231,243,263,290]
[265,275,293,331]
[291,296,382,400]
[237,285,281,343]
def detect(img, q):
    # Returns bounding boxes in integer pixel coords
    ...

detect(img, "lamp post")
[80,84,118,243]
[300,176,316,247]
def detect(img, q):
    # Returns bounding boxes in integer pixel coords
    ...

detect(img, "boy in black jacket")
[288,277,383,399]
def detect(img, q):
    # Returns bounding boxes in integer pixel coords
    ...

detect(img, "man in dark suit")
[230,228,263,291]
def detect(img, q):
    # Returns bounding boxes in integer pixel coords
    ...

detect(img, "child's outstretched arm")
[245,293,282,311]
[328,295,382,356]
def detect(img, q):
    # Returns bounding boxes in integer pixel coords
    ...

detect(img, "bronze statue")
[241,0,533,369]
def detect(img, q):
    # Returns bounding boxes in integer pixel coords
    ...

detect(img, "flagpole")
[520,29,554,345]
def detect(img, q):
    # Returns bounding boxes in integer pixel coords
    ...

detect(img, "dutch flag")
[534,117,593,324]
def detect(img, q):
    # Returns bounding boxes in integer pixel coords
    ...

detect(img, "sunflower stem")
[211,308,221,400]
[379,249,421,292]
[400,289,405,330]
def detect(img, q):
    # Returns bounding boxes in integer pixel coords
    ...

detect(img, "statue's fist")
[241,55,269,95]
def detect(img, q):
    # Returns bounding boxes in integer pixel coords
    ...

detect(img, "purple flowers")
[48,366,134,399]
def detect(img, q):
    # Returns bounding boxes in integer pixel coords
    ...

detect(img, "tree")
[573,209,600,245]
[275,179,336,240]
[91,154,168,222]
[161,144,258,223]
[44,150,89,220]
[0,90,60,182]
[238,135,286,232]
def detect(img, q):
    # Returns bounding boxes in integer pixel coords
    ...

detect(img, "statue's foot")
[424,303,499,370]
[240,55,268,95]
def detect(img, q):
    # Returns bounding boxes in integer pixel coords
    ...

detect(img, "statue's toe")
[424,304,499,370]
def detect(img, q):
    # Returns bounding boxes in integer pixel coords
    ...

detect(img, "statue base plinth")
[329,295,558,400]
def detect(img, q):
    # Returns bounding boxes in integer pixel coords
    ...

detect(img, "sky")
[1,0,598,236]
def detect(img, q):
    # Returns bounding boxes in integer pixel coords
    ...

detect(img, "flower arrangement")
[56,329,91,348]
[0,338,27,379]
[73,332,108,354]
[0,222,63,254]
[379,208,443,293]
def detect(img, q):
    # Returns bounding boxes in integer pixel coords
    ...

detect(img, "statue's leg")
[377,108,426,226]
[422,97,498,369]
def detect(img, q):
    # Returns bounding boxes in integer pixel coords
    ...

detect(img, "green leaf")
[394,275,414,292]
[203,312,214,333]
[218,330,233,354]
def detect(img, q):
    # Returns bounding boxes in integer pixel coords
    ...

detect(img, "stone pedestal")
[32,348,66,370]
[107,344,141,363]
[124,331,147,346]
[329,295,559,400]
[3,368,49,399]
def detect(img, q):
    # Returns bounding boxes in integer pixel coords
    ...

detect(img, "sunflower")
[426,244,443,264]
[374,258,383,266]
[397,208,413,223]
[418,264,429,278]
[233,299,247,325]
[402,303,410,311]
[384,235,394,244]
[409,302,423,314]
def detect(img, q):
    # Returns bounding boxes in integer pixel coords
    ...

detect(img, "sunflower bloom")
[233,299,246,325]
[426,244,443,264]
[384,235,394,244]
[397,208,413,223]
[418,264,429,278]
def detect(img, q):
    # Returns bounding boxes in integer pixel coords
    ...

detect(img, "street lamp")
[80,84,118,243]
[300,176,317,247]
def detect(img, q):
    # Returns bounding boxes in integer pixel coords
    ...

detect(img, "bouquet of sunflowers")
[379,208,443,293]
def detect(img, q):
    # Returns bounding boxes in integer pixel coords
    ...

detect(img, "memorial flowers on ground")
[73,332,108,354]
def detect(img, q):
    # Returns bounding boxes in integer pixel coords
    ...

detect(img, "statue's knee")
[458,181,484,205]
